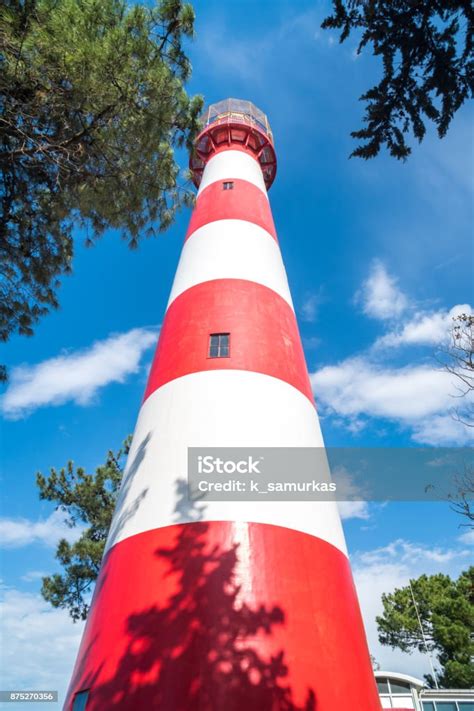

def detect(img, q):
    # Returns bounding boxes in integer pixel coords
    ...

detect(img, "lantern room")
[189,98,277,190]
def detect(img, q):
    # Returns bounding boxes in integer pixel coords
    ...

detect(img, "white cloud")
[411,413,474,446]
[413,109,474,202]
[356,260,409,321]
[458,528,474,545]
[314,262,472,443]
[1,327,157,418]
[333,466,371,520]
[358,538,471,566]
[352,538,471,678]
[311,357,473,444]
[196,8,322,85]
[300,290,324,323]
[0,510,82,549]
[376,304,472,349]
[0,584,83,705]
[21,571,48,583]
[313,358,451,419]
[338,501,370,520]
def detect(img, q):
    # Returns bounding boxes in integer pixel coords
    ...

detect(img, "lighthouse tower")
[65,99,381,711]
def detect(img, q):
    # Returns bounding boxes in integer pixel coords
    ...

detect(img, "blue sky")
[1,0,473,706]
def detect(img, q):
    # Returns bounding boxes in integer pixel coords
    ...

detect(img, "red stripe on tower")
[186,179,277,241]
[64,98,381,711]
[144,279,313,404]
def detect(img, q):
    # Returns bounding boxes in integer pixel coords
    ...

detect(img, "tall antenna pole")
[409,578,440,689]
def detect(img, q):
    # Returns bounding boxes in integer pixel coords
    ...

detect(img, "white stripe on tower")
[197,149,269,196]
[65,101,381,711]
[167,220,294,308]
[105,370,344,553]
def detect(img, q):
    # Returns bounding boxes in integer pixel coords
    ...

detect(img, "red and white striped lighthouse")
[65,99,381,711]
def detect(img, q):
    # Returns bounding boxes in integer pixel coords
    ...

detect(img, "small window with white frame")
[377,675,416,709]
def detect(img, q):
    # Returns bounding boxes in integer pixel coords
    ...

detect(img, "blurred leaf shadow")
[89,521,316,710]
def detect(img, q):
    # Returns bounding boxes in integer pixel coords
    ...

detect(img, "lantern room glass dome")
[200,98,273,144]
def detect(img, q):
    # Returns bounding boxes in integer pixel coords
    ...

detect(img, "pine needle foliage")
[322,1,473,159]
[0,0,203,360]
[36,437,130,621]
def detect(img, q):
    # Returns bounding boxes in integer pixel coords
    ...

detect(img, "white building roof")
[375,670,425,689]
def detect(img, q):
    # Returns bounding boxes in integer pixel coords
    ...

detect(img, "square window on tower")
[209,333,230,358]
[222,181,234,190]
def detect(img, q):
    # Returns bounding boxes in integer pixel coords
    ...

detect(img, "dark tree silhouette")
[71,522,316,711]
[322,1,473,159]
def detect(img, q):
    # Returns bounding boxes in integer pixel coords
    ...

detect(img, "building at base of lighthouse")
[64,99,381,711]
